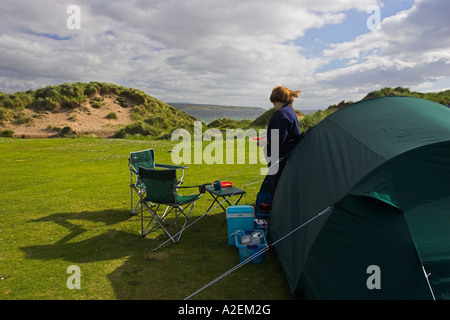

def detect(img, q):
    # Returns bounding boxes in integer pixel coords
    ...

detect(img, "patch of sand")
[2,95,133,138]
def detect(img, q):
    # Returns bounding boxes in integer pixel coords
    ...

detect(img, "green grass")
[0,137,290,300]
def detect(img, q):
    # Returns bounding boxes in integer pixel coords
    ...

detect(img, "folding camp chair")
[128,149,187,215]
[138,166,203,243]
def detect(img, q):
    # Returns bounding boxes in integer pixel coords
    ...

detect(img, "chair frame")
[138,167,203,244]
[128,148,187,215]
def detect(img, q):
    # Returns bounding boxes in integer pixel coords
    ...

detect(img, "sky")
[0,0,449,110]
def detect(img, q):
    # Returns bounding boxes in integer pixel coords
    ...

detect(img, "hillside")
[249,107,304,129]
[0,82,198,138]
[362,86,450,105]
[1,83,448,139]
[246,87,449,131]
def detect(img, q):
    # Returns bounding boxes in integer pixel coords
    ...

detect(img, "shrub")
[84,82,101,97]
[114,122,156,138]
[91,101,105,109]
[120,88,147,105]
[106,112,118,120]
[13,113,34,125]
[0,129,14,137]
[31,97,60,111]
[59,126,74,137]
[116,96,128,108]
[0,107,13,121]
[46,124,61,132]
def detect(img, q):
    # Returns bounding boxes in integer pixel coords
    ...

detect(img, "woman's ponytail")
[270,86,301,105]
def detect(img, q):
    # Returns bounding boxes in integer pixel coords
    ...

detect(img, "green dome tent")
[269,96,450,299]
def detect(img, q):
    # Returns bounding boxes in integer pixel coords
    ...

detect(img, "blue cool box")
[234,230,267,264]
[226,205,255,246]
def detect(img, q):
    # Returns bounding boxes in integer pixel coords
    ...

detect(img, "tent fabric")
[269,96,450,299]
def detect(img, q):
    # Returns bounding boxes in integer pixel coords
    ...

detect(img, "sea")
[170,103,318,124]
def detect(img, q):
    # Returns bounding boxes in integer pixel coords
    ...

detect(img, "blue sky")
[0,0,448,110]
[298,1,415,70]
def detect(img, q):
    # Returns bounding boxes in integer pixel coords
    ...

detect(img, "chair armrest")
[178,183,211,193]
[155,163,189,170]
[129,166,139,175]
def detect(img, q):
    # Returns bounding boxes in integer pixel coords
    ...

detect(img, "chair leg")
[141,201,179,243]
[175,206,178,243]
[173,201,200,243]
[183,202,200,231]
[130,172,133,215]
[130,183,143,216]
[140,198,200,245]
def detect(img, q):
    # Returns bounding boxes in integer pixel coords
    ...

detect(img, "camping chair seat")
[177,194,202,205]
[138,166,202,244]
[129,148,187,215]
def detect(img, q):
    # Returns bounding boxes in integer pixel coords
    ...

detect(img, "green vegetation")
[0,129,14,137]
[0,82,198,138]
[106,112,118,120]
[1,83,449,140]
[1,84,449,299]
[0,137,290,299]
[362,86,450,105]
[248,108,277,129]
[207,118,253,130]
[247,87,449,132]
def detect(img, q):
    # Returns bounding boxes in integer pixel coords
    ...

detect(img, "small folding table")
[205,185,246,213]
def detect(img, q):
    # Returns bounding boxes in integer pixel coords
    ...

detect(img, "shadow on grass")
[20,209,237,299]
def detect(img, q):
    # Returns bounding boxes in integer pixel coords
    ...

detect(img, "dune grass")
[0,137,290,300]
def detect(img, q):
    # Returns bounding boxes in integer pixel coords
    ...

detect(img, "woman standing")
[262,86,302,200]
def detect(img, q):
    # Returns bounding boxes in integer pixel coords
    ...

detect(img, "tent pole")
[422,265,436,300]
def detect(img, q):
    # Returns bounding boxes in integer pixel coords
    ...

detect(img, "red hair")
[270,86,301,105]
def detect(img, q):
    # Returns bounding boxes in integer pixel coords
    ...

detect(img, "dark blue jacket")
[267,104,301,160]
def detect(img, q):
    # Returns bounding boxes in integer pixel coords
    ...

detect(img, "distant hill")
[246,87,450,132]
[362,86,450,105]
[0,82,198,138]
[169,102,266,124]
[169,102,264,111]
[249,107,304,129]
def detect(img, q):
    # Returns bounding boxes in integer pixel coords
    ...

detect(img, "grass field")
[0,137,290,300]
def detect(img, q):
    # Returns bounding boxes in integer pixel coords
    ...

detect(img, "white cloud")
[306,0,450,107]
[0,0,448,110]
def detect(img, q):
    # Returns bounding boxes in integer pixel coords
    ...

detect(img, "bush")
[13,113,34,125]
[0,129,14,137]
[59,126,75,137]
[144,115,166,127]
[0,92,32,110]
[120,88,147,105]
[106,112,118,120]
[114,122,156,138]
[68,115,77,122]
[91,101,105,109]
[0,107,13,121]
[298,109,335,131]
[84,82,101,97]
[116,96,128,108]
[46,124,61,132]
[31,97,60,111]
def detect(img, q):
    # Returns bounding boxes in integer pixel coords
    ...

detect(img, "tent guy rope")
[184,204,334,300]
